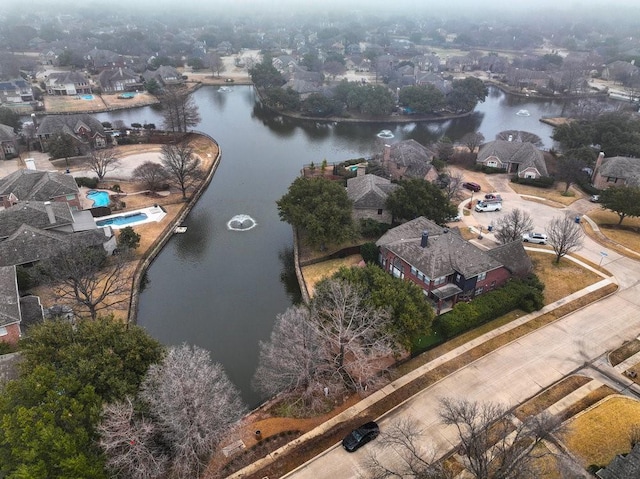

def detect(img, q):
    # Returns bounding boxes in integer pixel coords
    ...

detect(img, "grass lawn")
[514,375,592,421]
[510,183,583,206]
[586,209,640,253]
[301,254,363,297]
[609,339,640,367]
[563,396,640,468]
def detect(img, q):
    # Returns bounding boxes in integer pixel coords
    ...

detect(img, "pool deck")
[96,205,167,229]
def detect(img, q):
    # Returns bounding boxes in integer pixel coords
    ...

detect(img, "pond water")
[95,85,564,407]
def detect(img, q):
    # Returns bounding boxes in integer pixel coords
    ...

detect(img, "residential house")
[283,67,325,97]
[478,54,509,74]
[0,266,21,345]
[346,171,399,224]
[98,67,143,92]
[272,55,297,74]
[506,67,549,90]
[0,79,34,105]
[142,65,182,87]
[415,72,452,95]
[0,169,81,210]
[476,140,548,179]
[85,48,128,72]
[36,113,107,153]
[0,124,19,161]
[592,152,640,189]
[445,55,474,73]
[412,54,441,73]
[380,140,438,182]
[376,217,532,313]
[602,60,640,83]
[597,442,640,479]
[45,72,92,96]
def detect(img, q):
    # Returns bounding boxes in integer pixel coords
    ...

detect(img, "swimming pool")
[119,92,136,99]
[81,94,94,100]
[87,190,110,207]
[97,212,148,227]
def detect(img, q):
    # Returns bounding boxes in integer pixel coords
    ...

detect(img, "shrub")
[474,164,508,174]
[360,242,379,264]
[131,122,142,129]
[16,265,38,290]
[359,218,391,238]
[431,158,446,171]
[117,226,141,250]
[75,176,99,189]
[511,175,555,188]
[111,184,121,193]
[435,276,544,338]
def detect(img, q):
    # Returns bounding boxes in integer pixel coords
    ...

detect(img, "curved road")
[285,177,640,478]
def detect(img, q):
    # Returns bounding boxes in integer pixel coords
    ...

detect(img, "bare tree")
[363,418,452,479]
[254,279,398,413]
[132,161,169,191]
[493,209,534,244]
[38,246,132,320]
[206,52,225,78]
[98,397,169,479]
[86,148,121,182]
[160,141,203,199]
[461,132,485,153]
[159,85,201,133]
[546,214,584,264]
[439,397,562,479]
[140,344,245,478]
[440,169,464,201]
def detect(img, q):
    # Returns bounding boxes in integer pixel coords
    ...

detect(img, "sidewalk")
[229,275,617,478]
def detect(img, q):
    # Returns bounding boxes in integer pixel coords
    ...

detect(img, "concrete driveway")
[284,175,640,479]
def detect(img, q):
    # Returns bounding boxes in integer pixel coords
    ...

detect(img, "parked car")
[475,201,502,212]
[522,232,548,244]
[224,78,235,83]
[463,182,481,192]
[447,213,463,222]
[484,193,501,201]
[590,195,600,202]
[342,421,380,452]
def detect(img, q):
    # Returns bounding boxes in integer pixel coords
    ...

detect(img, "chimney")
[592,151,605,183]
[31,113,37,129]
[421,230,429,248]
[508,134,513,142]
[44,201,56,225]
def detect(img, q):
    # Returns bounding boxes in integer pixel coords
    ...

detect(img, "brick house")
[36,114,107,153]
[591,152,640,190]
[45,71,92,96]
[477,140,548,179]
[0,169,81,210]
[346,171,398,224]
[0,124,19,161]
[98,67,143,92]
[380,140,438,182]
[376,217,532,313]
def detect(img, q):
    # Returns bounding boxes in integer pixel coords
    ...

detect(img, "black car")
[342,421,379,452]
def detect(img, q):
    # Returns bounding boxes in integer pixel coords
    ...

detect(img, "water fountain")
[227,214,257,231]
[516,109,531,116]
[376,129,394,139]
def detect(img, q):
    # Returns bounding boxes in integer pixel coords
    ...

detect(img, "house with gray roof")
[0,265,21,345]
[0,224,115,267]
[0,78,34,105]
[0,169,81,210]
[347,172,399,224]
[592,152,640,190]
[36,113,106,153]
[0,201,99,239]
[380,140,438,182]
[376,217,531,313]
[98,67,143,93]
[476,140,548,179]
[45,71,92,96]
[0,124,19,161]
[597,442,640,479]
[142,65,182,86]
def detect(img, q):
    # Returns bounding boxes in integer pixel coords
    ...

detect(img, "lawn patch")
[609,339,640,367]
[514,375,592,421]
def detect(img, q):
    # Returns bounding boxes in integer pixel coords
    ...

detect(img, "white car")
[522,232,548,244]
[475,201,502,212]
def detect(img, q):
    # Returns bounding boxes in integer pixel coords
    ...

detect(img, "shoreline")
[126,130,222,323]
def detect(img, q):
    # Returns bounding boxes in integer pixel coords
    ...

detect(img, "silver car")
[522,232,548,244]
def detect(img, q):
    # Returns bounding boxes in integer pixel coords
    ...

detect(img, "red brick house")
[0,169,81,210]
[376,217,532,313]
[591,152,640,190]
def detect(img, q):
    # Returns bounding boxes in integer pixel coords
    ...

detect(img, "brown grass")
[514,375,593,421]
[609,339,640,367]
[509,183,583,206]
[43,92,160,114]
[530,443,565,479]
[301,255,363,296]
[586,209,640,254]
[563,396,640,467]
[558,385,618,422]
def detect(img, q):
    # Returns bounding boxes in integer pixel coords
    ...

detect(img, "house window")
[606,177,618,183]
[478,272,486,281]
[377,209,383,215]
[455,273,461,282]
[66,194,76,201]
[475,287,484,295]
[0,326,7,336]
[490,281,496,288]
[410,266,417,276]
[434,276,446,286]
[487,160,498,167]
[417,271,424,281]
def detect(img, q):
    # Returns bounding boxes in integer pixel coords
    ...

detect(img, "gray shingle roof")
[46,71,90,85]
[477,140,548,176]
[36,114,105,139]
[0,201,74,239]
[486,240,532,277]
[0,123,18,142]
[0,224,111,267]
[598,156,640,186]
[98,67,140,89]
[388,140,436,178]
[347,174,398,209]
[597,442,640,479]
[0,169,79,202]
[0,265,20,328]
[376,217,503,278]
